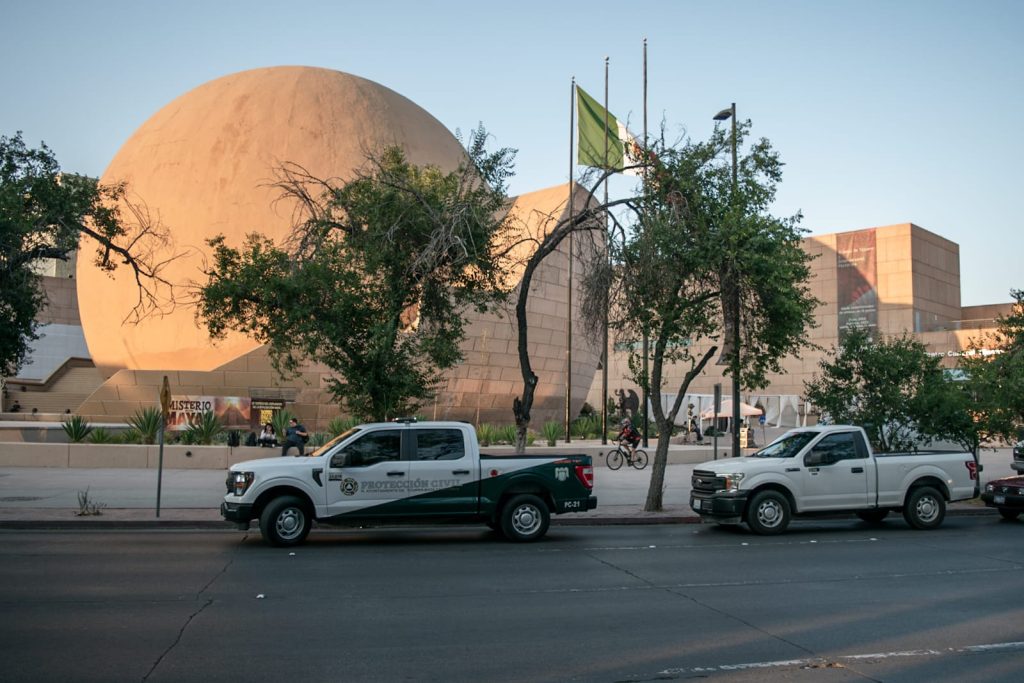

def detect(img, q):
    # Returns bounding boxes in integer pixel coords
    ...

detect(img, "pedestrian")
[281,418,309,456]
[258,423,276,447]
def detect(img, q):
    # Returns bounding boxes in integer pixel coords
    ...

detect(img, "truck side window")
[332,430,402,467]
[415,429,465,461]
[812,433,861,462]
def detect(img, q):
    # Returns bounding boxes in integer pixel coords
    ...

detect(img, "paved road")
[1,518,1022,682]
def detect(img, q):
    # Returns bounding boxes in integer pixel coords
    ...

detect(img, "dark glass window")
[334,430,402,467]
[415,429,465,461]
[813,432,862,461]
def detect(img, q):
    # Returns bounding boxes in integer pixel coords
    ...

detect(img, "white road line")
[657,641,1024,676]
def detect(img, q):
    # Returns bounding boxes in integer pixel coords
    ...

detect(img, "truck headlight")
[721,473,745,492]
[230,471,255,496]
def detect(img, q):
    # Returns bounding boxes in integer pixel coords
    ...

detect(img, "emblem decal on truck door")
[341,478,359,496]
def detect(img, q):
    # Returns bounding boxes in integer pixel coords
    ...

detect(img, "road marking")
[656,641,1024,676]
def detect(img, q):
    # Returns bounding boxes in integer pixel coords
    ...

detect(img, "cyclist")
[616,418,642,459]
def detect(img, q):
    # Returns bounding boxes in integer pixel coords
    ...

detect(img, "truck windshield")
[752,431,818,458]
[309,428,361,457]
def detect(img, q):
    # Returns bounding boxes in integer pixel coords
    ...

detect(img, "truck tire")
[259,495,312,547]
[998,508,1020,521]
[745,490,791,535]
[500,494,550,542]
[856,509,889,523]
[902,486,945,530]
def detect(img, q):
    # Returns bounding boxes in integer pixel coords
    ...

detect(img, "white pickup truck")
[690,425,979,534]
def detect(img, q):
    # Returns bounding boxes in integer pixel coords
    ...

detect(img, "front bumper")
[981,491,1024,511]
[690,491,749,524]
[221,501,256,524]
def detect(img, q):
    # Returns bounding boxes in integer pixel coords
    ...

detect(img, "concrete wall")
[0,443,278,469]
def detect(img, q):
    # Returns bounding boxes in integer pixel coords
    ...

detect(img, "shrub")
[271,410,296,441]
[119,428,142,444]
[525,430,536,447]
[184,410,224,445]
[309,431,329,448]
[61,415,92,443]
[327,416,359,437]
[541,421,561,447]
[88,427,116,444]
[127,406,163,444]
[498,424,517,444]
[476,423,496,447]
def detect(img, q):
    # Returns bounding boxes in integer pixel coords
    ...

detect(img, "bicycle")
[606,441,649,470]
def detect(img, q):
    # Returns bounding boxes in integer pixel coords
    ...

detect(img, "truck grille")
[692,469,725,493]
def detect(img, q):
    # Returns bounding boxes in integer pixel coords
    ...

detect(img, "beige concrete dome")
[78,66,468,374]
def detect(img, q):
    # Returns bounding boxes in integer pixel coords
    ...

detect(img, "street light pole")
[714,103,741,459]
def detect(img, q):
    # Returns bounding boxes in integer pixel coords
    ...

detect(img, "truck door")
[324,428,410,518]
[406,426,479,517]
[800,431,870,510]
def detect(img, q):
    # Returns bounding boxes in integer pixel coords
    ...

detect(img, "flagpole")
[565,77,575,444]
[601,56,610,446]
[641,38,650,449]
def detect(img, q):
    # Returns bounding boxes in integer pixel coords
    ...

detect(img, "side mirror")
[330,453,345,468]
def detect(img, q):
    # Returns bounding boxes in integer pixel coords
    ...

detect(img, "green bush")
[327,415,359,437]
[572,415,599,439]
[476,423,496,447]
[309,431,329,448]
[88,427,116,444]
[525,430,536,447]
[498,424,517,444]
[119,428,142,444]
[271,410,296,441]
[61,415,92,443]
[541,421,561,447]
[127,406,163,445]
[184,410,224,445]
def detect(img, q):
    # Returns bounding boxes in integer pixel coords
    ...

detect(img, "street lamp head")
[713,107,733,121]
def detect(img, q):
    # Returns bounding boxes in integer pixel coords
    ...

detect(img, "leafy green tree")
[197,130,515,421]
[804,329,952,452]
[585,123,817,511]
[1,132,174,378]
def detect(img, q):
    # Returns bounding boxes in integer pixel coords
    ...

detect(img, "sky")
[2,0,1021,306]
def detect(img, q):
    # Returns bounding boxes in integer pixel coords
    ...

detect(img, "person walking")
[281,418,309,456]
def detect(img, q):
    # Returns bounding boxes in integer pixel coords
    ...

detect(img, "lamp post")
[713,103,740,459]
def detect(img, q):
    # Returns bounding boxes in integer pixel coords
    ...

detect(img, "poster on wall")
[167,396,252,431]
[836,229,878,340]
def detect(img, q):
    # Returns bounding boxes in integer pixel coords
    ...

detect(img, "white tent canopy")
[700,399,763,419]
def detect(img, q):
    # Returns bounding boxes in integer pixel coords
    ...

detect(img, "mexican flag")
[576,85,642,176]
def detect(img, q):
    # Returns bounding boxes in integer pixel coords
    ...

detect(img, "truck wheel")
[902,486,945,530]
[856,509,889,523]
[998,508,1020,521]
[259,495,311,547]
[745,490,791,535]
[500,494,550,542]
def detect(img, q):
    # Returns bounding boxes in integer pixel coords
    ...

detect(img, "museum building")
[1,68,1011,434]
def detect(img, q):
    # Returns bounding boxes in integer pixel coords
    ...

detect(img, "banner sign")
[837,229,878,340]
[167,395,252,431]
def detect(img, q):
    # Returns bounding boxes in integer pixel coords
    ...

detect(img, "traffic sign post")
[156,376,170,518]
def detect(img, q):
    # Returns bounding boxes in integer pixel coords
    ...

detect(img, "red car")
[981,475,1024,521]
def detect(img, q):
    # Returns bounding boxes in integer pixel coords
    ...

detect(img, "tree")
[584,123,817,511]
[1,132,174,378]
[804,329,951,452]
[197,130,516,421]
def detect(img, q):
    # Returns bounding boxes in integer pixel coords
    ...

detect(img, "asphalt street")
[0,518,1022,682]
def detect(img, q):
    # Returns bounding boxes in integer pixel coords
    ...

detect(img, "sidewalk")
[0,442,1010,529]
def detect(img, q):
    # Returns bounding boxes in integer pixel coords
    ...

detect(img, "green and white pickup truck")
[221,420,597,546]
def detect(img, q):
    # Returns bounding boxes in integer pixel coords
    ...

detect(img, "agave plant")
[88,427,117,444]
[128,406,163,444]
[327,415,359,437]
[541,421,561,447]
[183,410,224,445]
[119,428,142,444]
[498,424,517,445]
[271,410,296,441]
[309,431,329,448]
[476,423,496,447]
[61,415,93,443]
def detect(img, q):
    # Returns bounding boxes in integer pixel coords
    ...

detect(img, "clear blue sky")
[2,0,1020,306]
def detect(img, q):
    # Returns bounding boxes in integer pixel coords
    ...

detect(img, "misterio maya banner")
[168,396,251,431]
[837,230,878,340]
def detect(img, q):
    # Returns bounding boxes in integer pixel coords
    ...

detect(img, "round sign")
[758,414,766,425]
